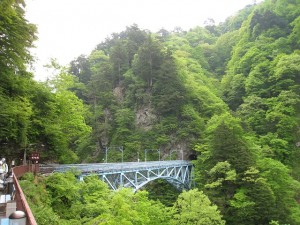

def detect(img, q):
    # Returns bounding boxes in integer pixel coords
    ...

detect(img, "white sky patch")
[25,0,262,81]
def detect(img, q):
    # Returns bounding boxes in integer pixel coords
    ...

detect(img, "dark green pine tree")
[245,179,277,225]
[209,120,254,174]
[152,52,186,116]
[197,114,255,222]
[109,40,129,86]
[132,35,164,88]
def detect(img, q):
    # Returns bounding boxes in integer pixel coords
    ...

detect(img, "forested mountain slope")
[1,0,300,224]
[67,0,300,223]
[69,24,228,162]
[69,0,300,170]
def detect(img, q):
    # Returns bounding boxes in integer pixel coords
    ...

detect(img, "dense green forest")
[2,0,300,224]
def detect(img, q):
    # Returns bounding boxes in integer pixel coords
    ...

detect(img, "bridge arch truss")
[41,160,194,192]
[79,161,193,191]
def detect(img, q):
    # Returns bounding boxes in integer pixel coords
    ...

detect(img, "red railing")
[12,164,39,225]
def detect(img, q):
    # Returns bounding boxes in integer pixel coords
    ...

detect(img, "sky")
[25,0,261,81]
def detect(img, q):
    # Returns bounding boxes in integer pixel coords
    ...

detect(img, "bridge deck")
[40,160,191,174]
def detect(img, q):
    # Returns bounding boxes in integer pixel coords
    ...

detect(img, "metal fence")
[12,165,38,225]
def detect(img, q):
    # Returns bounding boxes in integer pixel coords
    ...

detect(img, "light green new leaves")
[205,161,237,189]
[88,189,169,225]
[45,68,92,163]
[170,189,225,225]
[0,0,37,71]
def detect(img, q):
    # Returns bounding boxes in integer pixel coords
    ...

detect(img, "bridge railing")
[12,165,38,225]
[41,160,190,174]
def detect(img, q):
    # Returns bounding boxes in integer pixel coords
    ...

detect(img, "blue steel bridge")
[40,160,193,192]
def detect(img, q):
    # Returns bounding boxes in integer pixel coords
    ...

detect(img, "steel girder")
[79,161,193,191]
[40,160,193,191]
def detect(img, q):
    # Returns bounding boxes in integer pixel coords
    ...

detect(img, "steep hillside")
[65,1,300,223]
[70,25,228,162]
[222,0,300,169]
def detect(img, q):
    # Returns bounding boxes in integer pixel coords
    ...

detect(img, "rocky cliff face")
[113,86,124,103]
[110,84,194,161]
[135,106,157,131]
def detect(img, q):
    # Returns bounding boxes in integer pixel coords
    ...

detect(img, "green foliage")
[258,158,300,224]
[79,175,111,219]
[269,53,300,94]
[152,52,186,116]
[22,173,169,225]
[170,189,225,225]
[45,172,81,218]
[0,0,37,161]
[205,161,237,189]
[41,68,92,163]
[109,40,130,86]
[0,7,91,163]
[19,173,61,225]
[142,179,181,207]
[237,95,268,134]
[205,113,254,174]
[0,0,37,71]
[89,189,169,225]
[132,35,164,87]
[185,26,216,47]
[195,113,260,223]
[211,30,239,76]
[177,104,204,140]
[249,8,289,39]
[243,178,277,225]
[220,4,255,33]
[111,108,135,144]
